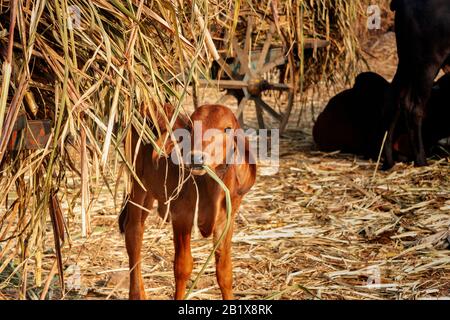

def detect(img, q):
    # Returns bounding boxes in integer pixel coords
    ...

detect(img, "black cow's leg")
[405,103,424,166]
[413,112,427,166]
[383,67,409,170]
[410,63,441,166]
[383,107,400,170]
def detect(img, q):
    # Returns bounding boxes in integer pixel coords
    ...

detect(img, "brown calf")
[119,104,256,300]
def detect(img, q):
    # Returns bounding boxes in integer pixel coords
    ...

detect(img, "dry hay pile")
[0,0,203,298]
[208,0,364,88]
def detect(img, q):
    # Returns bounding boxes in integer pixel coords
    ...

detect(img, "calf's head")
[186,104,253,176]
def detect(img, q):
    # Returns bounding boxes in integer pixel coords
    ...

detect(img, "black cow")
[313,72,390,159]
[313,72,450,161]
[384,0,450,169]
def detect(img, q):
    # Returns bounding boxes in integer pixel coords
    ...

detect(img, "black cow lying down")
[313,72,450,161]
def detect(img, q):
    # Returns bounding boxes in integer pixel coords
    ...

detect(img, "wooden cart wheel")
[223,17,295,134]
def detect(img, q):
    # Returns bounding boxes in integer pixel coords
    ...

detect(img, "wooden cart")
[196,8,329,133]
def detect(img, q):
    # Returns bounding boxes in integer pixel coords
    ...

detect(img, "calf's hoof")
[129,291,147,300]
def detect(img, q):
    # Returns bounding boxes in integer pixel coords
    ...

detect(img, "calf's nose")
[191,152,205,167]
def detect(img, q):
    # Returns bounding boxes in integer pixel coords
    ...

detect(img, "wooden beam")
[302,39,330,50]
[197,79,248,90]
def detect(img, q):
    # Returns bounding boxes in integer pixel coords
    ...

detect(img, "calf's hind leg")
[124,191,153,300]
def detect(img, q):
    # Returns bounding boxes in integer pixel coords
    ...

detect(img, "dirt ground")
[12,27,448,300]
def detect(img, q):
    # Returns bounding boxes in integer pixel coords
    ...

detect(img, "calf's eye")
[224,127,232,133]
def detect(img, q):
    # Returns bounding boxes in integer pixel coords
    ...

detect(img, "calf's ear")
[234,132,256,195]
[151,132,176,165]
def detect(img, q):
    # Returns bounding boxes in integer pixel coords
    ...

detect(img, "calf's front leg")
[213,209,236,300]
[172,215,194,300]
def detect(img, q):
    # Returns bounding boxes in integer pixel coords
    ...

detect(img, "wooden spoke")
[257,24,276,70]
[280,91,294,132]
[215,57,235,79]
[244,16,253,59]
[215,93,232,105]
[260,55,287,75]
[231,37,249,75]
[265,83,292,91]
[254,99,266,129]
[254,96,282,122]
[236,95,249,120]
